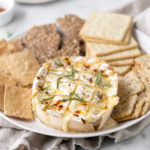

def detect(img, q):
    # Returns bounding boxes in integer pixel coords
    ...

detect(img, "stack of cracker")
[0,40,40,120]
[79,11,141,75]
[112,54,150,122]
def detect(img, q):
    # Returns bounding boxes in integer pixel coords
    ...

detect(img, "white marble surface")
[0,0,150,150]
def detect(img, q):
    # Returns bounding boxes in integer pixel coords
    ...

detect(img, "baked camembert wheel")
[32,56,119,132]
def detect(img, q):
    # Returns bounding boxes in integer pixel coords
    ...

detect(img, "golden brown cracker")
[4,85,33,120]
[86,37,138,57]
[108,58,135,66]
[113,65,131,75]
[0,83,5,111]
[99,48,141,61]
[80,11,132,43]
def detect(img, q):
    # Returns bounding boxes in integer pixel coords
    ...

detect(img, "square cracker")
[0,83,5,111]
[117,91,149,122]
[108,58,135,66]
[113,65,131,75]
[86,37,138,57]
[4,85,33,120]
[118,71,145,97]
[84,29,131,45]
[3,50,40,86]
[79,11,132,43]
[112,95,138,120]
[99,48,141,61]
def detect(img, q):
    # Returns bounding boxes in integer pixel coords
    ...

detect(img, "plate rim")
[1,28,150,138]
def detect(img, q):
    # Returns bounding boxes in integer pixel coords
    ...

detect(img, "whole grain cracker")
[57,14,85,39]
[86,37,138,57]
[113,65,132,75]
[108,58,135,66]
[112,95,138,120]
[0,83,5,111]
[79,11,132,44]
[18,24,61,64]
[4,85,33,120]
[99,48,141,61]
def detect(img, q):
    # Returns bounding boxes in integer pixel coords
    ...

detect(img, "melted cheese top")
[32,57,119,131]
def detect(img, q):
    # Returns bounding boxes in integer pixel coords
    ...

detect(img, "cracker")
[113,65,131,75]
[112,95,138,120]
[117,91,149,121]
[2,50,40,86]
[118,71,145,97]
[86,37,138,57]
[0,39,7,56]
[84,29,131,45]
[57,14,85,39]
[99,48,141,61]
[57,38,80,56]
[4,85,33,120]
[108,58,135,66]
[0,83,5,111]
[18,24,61,64]
[79,11,132,43]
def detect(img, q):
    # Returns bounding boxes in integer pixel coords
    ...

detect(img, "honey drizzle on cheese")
[33,57,118,131]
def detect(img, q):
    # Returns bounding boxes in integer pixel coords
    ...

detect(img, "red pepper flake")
[93,69,98,73]
[101,70,104,73]
[89,78,93,83]
[81,118,86,124]
[65,57,71,65]
[38,85,42,89]
[82,103,87,106]
[37,76,41,80]
[73,114,79,117]
[45,102,48,104]
[58,105,63,110]
[84,64,90,68]
[75,110,80,114]
[45,91,49,94]
[0,7,5,12]
[108,66,113,70]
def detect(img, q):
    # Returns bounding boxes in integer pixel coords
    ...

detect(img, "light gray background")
[0,0,150,149]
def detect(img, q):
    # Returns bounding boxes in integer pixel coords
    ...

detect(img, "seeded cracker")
[0,39,7,56]
[86,37,138,57]
[99,48,141,61]
[79,11,132,44]
[4,85,33,120]
[57,38,80,56]
[108,58,135,66]
[18,24,61,64]
[118,71,145,97]
[57,14,85,39]
[112,95,138,120]
[113,66,131,75]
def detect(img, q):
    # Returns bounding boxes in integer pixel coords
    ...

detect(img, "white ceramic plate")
[16,0,56,4]
[0,29,150,138]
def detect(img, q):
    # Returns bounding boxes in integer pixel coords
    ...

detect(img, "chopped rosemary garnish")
[42,96,55,101]
[54,60,63,67]
[95,71,112,88]
[56,78,60,89]
[41,85,51,91]
[71,65,75,77]
[62,92,84,102]
[95,71,101,85]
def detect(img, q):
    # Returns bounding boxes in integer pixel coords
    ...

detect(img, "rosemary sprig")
[42,96,55,101]
[95,71,101,86]
[71,65,75,77]
[62,92,84,102]
[54,60,63,67]
[41,85,51,91]
[56,78,60,89]
[95,71,112,88]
